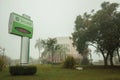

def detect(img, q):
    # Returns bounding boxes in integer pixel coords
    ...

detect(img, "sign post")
[20,37,30,64]
[9,12,33,65]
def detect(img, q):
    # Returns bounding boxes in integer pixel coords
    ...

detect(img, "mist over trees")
[72,2,120,66]
[35,38,68,64]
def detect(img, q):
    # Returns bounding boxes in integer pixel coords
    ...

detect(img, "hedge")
[9,65,37,75]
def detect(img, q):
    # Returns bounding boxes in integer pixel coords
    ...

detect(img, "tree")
[41,38,69,64]
[54,44,68,62]
[46,38,57,63]
[72,2,120,66]
[39,38,58,63]
[72,13,91,65]
[42,41,68,62]
[91,2,120,66]
[35,39,44,63]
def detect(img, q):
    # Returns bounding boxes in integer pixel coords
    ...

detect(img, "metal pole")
[20,37,30,65]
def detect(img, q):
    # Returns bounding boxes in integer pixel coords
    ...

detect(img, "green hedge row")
[9,65,37,75]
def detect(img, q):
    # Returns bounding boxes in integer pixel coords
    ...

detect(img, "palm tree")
[45,38,57,63]
[35,39,44,63]
[56,44,69,62]
[37,38,69,64]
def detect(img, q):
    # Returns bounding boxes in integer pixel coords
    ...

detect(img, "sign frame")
[9,12,33,38]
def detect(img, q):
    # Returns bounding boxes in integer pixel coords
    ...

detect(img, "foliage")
[0,54,11,71]
[41,44,68,64]
[91,2,120,66]
[40,38,68,64]
[0,56,5,71]
[63,56,76,69]
[43,38,57,63]
[9,65,37,75]
[72,1,120,66]
[71,13,91,66]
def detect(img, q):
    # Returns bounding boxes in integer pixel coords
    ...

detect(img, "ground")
[0,64,120,80]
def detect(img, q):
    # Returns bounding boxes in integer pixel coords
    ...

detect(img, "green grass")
[0,64,120,80]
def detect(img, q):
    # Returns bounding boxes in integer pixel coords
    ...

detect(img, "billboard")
[9,12,33,38]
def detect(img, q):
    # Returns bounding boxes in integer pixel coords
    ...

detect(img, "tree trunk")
[116,48,120,62]
[38,49,41,63]
[102,54,108,66]
[51,50,54,64]
[109,53,114,66]
[104,58,108,66]
[100,49,108,66]
[60,52,62,62]
[81,55,89,65]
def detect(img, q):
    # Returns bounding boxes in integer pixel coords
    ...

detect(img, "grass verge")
[0,64,120,80]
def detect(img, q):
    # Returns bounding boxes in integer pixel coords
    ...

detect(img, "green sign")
[9,12,33,38]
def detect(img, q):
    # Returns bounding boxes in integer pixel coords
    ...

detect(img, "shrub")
[0,57,5,71]
[9,65,37,75]
[63,56,76,69]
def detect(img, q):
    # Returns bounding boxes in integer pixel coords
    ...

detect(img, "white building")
[56,37,81,59]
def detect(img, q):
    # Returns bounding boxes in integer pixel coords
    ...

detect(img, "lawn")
[0,64,120,80]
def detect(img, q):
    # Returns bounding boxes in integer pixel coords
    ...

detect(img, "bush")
[0,57,5,71]
[63,56,76,69]
[9,65,37,75]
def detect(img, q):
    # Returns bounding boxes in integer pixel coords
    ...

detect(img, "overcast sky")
[0,0,120,61]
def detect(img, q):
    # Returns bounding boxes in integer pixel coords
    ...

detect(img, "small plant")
[63,56,76,69]
[9,65,37,75]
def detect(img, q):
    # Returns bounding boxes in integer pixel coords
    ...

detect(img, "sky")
[0,0,120,61]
